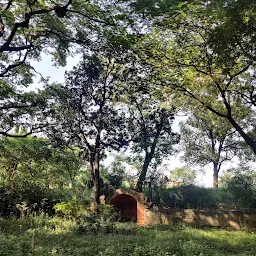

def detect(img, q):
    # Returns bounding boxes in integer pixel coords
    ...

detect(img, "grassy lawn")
[0,216,256,256]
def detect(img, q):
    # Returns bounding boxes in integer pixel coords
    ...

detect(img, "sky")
[31,53,224,188]
[30,54,80,90]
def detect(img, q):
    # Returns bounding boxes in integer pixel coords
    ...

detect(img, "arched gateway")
[104,189,147,225]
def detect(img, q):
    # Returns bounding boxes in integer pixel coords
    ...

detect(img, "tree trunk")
[228,116,256,155]
[135,154,151,192]
[93,151,100,213]
[135,116,164,192]
[213,162,219,188]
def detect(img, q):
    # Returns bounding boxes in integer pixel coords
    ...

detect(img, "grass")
[1,216,256,256]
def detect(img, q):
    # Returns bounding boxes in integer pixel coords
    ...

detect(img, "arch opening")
[110,194,137,221]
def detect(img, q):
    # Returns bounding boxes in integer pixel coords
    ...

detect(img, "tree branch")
[0,124,47,138]
[0,50,29,77]
[0,0,73,52]
[67,9,115,26]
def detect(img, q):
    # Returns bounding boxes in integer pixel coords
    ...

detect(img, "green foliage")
[102,154,127,189]
[54,199,90,218]
[139,0,256,155]
[179,109,240,187]
[0,179,58,217]
[77,204,129,234]
[225,175,256,209]
[180,110,238,165]
[150,174,256,210]
[0,135,87,217]
[98,204,118,219]
[207,0,256,65]
[151,186,232,210]
[0,0,134,138]
[1,216,256,255]
[0,136,82,187]
[169,166,197,185]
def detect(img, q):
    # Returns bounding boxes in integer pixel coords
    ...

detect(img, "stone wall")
[144,207,256,230]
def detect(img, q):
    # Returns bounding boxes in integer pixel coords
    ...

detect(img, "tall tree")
[47,53,130,211]
[131,102,178,192]
[138,1,256,155]
[121,68,179,192]
[0,0,123,137]
[180,110,239,188]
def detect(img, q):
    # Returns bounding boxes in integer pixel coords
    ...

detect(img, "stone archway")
[110,194,137,221]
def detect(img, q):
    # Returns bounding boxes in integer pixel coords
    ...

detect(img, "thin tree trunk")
[93,151,100,213]
[213,162,219,188]
[88,151,97,214]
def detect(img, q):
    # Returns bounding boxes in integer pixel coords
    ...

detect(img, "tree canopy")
[1,0,256,214]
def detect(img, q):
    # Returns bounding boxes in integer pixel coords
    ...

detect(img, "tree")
[46,52,131,211]
[122,71,179,192]
[206,0,256,111]
[0,0,119,76]
[105,153,127,189]
[0,135,82,215]
[139,1,256,155]
[169,166,197,186]
[180,110,240,188]
[0,0,124,137]
[0,88,50,137]
[131,103,178,192]
[207,0,256,65]
[0,135,82,188]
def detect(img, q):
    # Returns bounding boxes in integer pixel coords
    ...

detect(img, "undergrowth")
[0,216,256,256]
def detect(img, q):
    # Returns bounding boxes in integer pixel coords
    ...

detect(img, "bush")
[151,186,233,210]
[226,174,256,208]
[148,175,256,210]
[54,199,90,218]
[77,216,137,235]
[75,204,137,234]
[0,181,59,217]
[0,179,92,218]
[98,204,120,221]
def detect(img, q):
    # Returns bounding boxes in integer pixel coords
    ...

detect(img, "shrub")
[77,216,137,235]
[98,204,120,221]
[226,175,256,208]
[54,199,90,218]
[0,181,58,217]
[151,186,233,209]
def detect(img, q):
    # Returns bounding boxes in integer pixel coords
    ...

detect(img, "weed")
[1,217,256,255]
